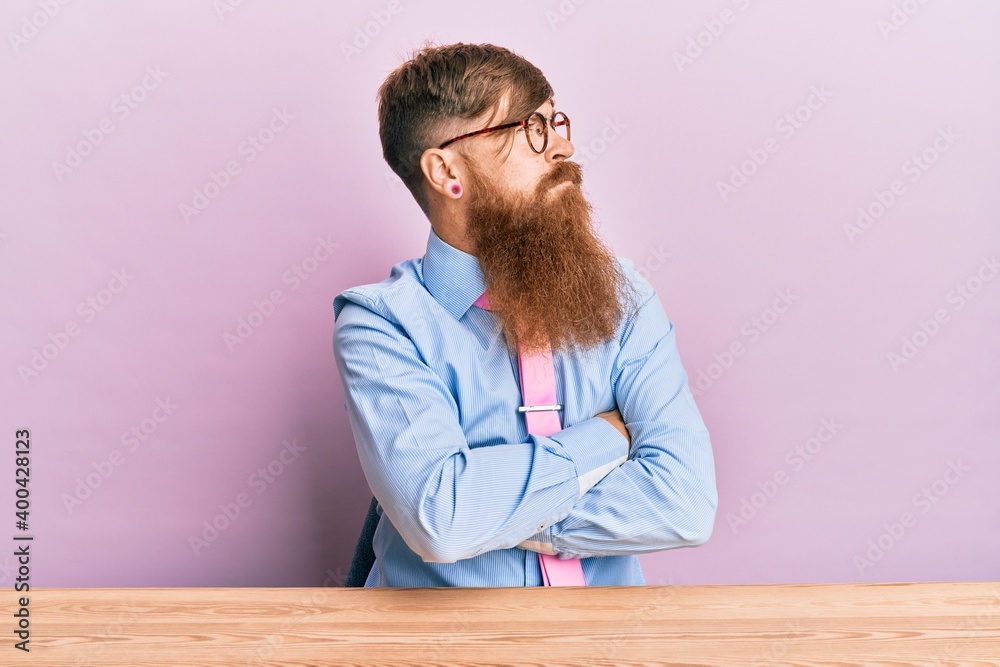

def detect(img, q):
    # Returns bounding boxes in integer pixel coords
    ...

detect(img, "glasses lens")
[552,112,570,142]
[526,113,547,152]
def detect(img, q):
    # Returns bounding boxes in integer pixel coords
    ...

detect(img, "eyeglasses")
[438,111,571,154]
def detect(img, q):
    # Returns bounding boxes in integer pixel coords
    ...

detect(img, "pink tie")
[474,289,587,587]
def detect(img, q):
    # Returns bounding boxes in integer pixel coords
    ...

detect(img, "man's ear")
[420,148,459,198]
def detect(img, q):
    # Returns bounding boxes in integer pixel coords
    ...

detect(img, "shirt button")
[537,523,545,531]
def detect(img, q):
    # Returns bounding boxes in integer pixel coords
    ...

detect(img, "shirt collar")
[422,226,487,320]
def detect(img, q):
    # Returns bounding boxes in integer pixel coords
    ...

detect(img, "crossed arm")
[334,291,637,565]
[514,277,718,559]
[332,268,716,564]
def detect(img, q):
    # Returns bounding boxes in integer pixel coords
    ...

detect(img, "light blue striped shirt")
[332,226,717,587]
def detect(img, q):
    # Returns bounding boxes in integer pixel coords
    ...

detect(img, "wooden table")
[20,581,1000,665]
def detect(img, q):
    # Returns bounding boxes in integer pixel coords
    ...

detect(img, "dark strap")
[345,495,380,587]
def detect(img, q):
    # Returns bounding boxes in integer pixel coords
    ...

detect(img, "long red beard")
[463,160,639,356]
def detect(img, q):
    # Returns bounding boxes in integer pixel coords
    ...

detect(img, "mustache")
[536,161,583,193]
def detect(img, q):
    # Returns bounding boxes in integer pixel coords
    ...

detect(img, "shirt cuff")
[548,416,629,499]
[518,524,558,556]
[519,526,583,560]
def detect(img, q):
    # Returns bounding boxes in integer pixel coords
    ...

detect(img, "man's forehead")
[494,95,555,119]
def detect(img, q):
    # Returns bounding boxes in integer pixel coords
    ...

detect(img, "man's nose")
[546,131,574,161]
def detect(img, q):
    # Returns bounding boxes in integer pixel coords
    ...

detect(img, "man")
[333,42,717,587]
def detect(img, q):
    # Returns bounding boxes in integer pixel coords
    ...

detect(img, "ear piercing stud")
[451,183,462,196]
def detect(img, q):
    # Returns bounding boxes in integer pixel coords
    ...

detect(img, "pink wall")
[2,0,997,587]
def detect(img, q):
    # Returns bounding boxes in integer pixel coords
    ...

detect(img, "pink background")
[1,0,997,588]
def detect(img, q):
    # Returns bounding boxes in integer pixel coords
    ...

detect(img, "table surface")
[21,581,1000,666]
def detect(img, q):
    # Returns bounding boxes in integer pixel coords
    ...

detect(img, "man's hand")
[596,407,631,457]
[515,407,632,555]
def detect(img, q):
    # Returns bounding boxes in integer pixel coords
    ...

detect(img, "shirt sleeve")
[333,293,630,565]
[515,272,719,559]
